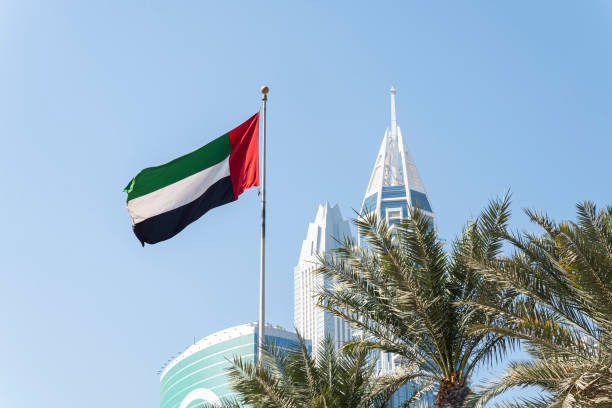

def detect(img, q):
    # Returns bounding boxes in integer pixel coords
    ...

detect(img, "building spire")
[361,87,435,227]
[390,86,397,136]
[384,86,401,186]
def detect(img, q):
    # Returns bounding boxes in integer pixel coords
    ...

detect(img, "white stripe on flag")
[127,158,230,224]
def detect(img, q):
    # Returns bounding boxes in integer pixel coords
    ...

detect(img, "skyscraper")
[361,87,436,228]
[291,88,436,406]
[359,88,437,407]
[294,202,353,355]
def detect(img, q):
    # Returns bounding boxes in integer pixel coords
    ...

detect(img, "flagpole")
[258,85,268,360]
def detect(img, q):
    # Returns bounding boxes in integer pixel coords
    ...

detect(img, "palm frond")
[316,194,515,406]
[466,201,612,407]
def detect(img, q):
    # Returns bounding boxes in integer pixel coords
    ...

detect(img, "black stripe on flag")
[133,176,236,245]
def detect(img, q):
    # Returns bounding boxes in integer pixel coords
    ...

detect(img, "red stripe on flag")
[228,113,260,199]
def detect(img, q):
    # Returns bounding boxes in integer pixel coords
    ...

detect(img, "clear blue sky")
[1,1,610,407]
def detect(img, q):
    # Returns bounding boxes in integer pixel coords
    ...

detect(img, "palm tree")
[316,195,516,407]
[465,202,612,408]
[212,333,405,408]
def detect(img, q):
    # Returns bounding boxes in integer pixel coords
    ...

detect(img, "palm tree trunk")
[434,378,470,408]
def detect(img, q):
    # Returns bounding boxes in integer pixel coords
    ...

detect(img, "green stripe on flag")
[125,133,231,201]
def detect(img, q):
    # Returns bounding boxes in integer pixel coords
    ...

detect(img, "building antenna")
[390,86,397,136]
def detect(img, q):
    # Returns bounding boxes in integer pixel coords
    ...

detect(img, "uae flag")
[124,113,259,245]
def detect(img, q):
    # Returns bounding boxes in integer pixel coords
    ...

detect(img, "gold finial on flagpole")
[260,85,269,95]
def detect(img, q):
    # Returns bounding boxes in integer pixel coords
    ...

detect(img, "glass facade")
[410,189,432,213]
[294,203,353,355]
[160,323,304,408]
[363,187,433,223]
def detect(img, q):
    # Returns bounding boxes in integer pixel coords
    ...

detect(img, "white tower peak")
[361,88,435,228]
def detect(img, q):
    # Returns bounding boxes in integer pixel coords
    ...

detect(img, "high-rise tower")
[361,87,435,226]
[357,88,437,407]
[294,203,353,355]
